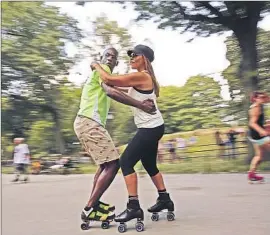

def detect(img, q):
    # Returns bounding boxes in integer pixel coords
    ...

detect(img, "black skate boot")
[148,193,175,221]
[115,200,144,233]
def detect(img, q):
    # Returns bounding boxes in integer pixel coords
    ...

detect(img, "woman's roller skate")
[80,204,115,230]
[115,200,144,233]
[248,171,265,184]
[148,193,175,221]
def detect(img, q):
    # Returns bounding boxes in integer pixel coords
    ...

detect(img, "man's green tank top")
[77,64,111,127]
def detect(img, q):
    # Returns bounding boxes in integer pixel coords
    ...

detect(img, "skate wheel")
[167,212,175,221]
[118,224,126,233]
[151,213,159,221]
[80,223,90,230]
[135,222,144,232]
[101,221,110,229]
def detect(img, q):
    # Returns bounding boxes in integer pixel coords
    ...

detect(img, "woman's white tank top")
[128,86,164,129]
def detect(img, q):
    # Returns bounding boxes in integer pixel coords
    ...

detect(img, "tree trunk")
[234,19,259,94]
[233,12,260,160]
[52,111,66,154]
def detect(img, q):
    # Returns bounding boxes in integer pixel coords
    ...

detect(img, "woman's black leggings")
[120,124,164,177]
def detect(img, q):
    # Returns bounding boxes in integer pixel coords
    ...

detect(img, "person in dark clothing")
[248,91,270,182]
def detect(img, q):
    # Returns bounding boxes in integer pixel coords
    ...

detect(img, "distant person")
[31,160,41,174]
[188,136,197,145]
[157,142,166,163]
[11,138,31,182]
[168,139,177,162]
[227,129,238,159]
[215,131,226,158]
[176,137,186,149]
[176,137,186,159]
[248,91,270,182]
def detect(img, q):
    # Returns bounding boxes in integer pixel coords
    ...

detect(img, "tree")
[106,101,136,145]
[223,29,270,124]
[124,1,269,96]
[158,76,224,133]
[2,2,82,153]
[74,14,135,73]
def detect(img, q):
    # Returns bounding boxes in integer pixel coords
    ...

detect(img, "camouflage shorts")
[74,116,119,165]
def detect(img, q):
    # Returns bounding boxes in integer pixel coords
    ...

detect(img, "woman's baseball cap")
[127,44,154,62]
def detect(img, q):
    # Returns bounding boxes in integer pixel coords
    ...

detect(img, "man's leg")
[90,165,105,197]
[12,164,21,182]
[86,159,120,208]
[22,164,29,181]
[74,116,120,221]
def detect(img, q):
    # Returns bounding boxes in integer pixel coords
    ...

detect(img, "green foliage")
[77,15,135,73]
[129,2,269,39]
[2,2,81,153]
[158,76,224,133]
[222,29,270,124]
[27,120,55,154]
[2,2,81,91]
[106,101,136,145]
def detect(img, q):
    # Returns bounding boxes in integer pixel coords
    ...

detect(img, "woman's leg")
[115,131,145,222]
[249,143,262,172]
[141,142,166,190]
[141,140,174,213]
[248,138,270,181]
[119,131,143,197]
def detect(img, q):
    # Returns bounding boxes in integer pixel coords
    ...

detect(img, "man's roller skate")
[80,205,115,230]
[99,201,115,212]
[115,200,144,233]
[248,171,265,184]
[148,193,175,222]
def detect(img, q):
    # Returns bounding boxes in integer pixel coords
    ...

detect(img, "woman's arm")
[91,62,148,87]
[101,83,156,115]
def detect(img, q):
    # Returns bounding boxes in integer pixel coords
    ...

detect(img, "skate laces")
[84,207,114,221]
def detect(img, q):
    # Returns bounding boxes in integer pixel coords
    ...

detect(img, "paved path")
[2,174,270,235]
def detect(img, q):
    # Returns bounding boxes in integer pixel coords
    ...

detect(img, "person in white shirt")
[12,138,31,182]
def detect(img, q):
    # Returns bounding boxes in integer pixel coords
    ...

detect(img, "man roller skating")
[74,47,157,230]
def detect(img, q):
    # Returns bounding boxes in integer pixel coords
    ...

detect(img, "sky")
[47,2,270,100]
